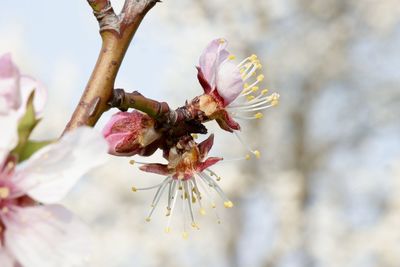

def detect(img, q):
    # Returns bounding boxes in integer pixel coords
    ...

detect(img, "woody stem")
[63,0,159,134]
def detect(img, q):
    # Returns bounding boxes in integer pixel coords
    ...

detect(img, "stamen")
[183,180,198,230]
[129,159,153,165]
[199,173,231,205]
[233,131,261,158]
[196,175,222,223]
[131,177,170,192]
[165,181,179,233]
[254,113,263,119]
[145,178,171,221]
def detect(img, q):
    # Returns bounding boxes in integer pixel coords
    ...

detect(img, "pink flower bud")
[102,111,161,156]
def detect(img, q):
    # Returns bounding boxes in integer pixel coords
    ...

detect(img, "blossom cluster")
[103,38,279,238]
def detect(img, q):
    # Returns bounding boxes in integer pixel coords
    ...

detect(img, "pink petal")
[197,157,223,173]
[4,205,91,267]
[198,38,230,90]
[18,75,47,116]
[216,60,243,105]
[215,110,241,132]
[14,127,108,203]
[0,53,21,110]
[101,111,131,137]
[139,163,170,176]
[198,134,214,159]
[196,66,212,94]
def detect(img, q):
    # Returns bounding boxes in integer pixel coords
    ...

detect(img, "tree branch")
[63,0,159,133]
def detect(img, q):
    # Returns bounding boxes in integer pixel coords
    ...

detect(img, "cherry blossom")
[0,127,108,267]
[195,38,280,132]
[131,134,233,239]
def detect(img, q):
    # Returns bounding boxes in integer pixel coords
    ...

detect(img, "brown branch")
[63,0,160,133]
[110,89,173,121]
[109,89,208,137]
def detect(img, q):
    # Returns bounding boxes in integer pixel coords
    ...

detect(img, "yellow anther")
[252,86,259,92]
[200,208,206,216]
[145,217,151,222]
[261,89,269,95]
[255,113,263,119]
[191,222,200,229]
[131,187,137,192]
[129,160,135,165]
[228,54,236,60]
[182,232,189,240]
[257,63,263,69]
[253,150,261,159]
[211,203,217,209]
[216,176,221,181]
[224,201,234,208]
[272,93,280,100]
[164,227,171,233]
[247,95,255,101]
[191,134,198,139]
[249,54,258,61]
[257,74,265,81]
[270,94,280,106]
[0,187,10,199]
[245,154,251,160]
[219,38,226,44]
[244,83,249,89]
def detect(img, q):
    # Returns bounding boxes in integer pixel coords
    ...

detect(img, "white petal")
[18,75,47,117]
[14,127,108,203]
[216,60,244,105]
[0,249,15,267]
[5,205,92,267]
[0,111,19,165]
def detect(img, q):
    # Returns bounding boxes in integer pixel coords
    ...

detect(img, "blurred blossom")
[0,127,108,267]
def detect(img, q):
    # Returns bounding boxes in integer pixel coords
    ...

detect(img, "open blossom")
[0,52,108,267]
[194,38,280,132]
[131,134,233,238]
[0,127,108,267]
[102,111,161,156]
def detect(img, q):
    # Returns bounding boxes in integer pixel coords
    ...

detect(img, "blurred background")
[1,0,400,266]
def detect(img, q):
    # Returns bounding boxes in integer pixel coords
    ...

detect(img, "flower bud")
[102,111,161,156]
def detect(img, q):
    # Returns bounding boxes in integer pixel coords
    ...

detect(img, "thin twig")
[63,0,160,133]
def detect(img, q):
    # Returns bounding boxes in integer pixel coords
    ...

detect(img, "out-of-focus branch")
[63,0,159,133]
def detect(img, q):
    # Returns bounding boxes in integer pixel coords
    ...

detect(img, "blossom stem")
[109,88,208,135]
[63,0,160,133]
